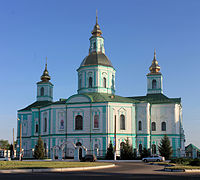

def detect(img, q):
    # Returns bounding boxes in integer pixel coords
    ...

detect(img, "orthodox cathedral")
[17,15,185,158]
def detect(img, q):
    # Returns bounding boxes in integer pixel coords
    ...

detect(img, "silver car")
[0,156,11,161]
[142,155,165,162]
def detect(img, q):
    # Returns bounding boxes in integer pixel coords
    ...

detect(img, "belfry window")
[93,42,96,49]
[103,77,106,88]
[138,121,142,131]
[161,122,166,131]
[152,122,156,131]
[120,114,125,130]
[152,79,157,89]
[41,87,44,96]
[79,78,82,89]
[75,115,83,130]
[89,77,93,88]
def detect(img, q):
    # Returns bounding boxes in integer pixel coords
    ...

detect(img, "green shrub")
[170,158,192,165]
[189,158,200,166]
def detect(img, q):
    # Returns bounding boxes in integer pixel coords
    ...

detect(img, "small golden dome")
[91,10,102,37]
[41,58,51,82]
[149,49,161,74]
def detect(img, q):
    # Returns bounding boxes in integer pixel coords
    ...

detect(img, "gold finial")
[96,9,98,24]
[148,49,161,74]
[41,57,51,82]
[154,49,156,60]
[91,10,102,37]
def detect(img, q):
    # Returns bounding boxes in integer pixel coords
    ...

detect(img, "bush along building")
[17,15,185,159]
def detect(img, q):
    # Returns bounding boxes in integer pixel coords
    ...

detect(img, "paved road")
[1,162,200,179]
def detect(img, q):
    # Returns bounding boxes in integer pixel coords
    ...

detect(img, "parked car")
[142,155,165,162]
[0,156,11,161]
[81,154,97,162]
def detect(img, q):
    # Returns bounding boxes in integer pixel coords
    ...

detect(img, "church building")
[17,15,185,158]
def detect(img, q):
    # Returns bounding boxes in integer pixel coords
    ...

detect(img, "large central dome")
[80,52,113,67]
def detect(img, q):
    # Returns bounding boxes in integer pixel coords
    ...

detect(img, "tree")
[120,138,134,160]
[105,141,114,160]
[158,135,173,160]
[0,139,10,150]
[34,136,45,159]
[141,147,150,158]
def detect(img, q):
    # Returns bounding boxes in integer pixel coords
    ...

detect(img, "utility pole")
[114,115,117,160]
[13,128,15,157]
[19,123,22,160]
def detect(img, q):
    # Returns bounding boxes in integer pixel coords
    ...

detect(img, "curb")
[164,168,185,172]
[164,168,200,172]
[0,164,115,174]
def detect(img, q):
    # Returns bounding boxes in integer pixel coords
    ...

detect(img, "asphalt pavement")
[1,162,200,179]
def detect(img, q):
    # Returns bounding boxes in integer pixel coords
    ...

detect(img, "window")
[152,122,156,131]
[79,78,82,88]
[93,42,96,49]
[35,124,39,133]
[40,87,44,96]
[60,120,64,130]
[138,121,142,130]
[75,115,83,130]
[94,144,98,150]
[161,122,166,131]
[44,117,47,132]
[89,77,93,88]
[152,79,157,89]
[94,114,99,129]
[152,144,156,155]
[120,114,125,130]
[103,77,106,88]
[139,144,143,154]
[76,142,82,146]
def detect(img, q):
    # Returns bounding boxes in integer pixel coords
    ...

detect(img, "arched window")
[60,120,64,130]
[35,124,39,133]
[94,144,98,150]
[120,114,125,130]
[152,144,156,155]
[76,142,82,146]
[152,122,156,131]
[152,79,157,89]
[161,122,166,131]
[40,87,44,96]
[139,144,143,155]
[44,117,47,132]
[103,77,106,88]
[138,121,142,131]
[120,142,125,149]
[79,78,82,89]
[75,115,83,130]
[93,42,96,49]
[89,77,93,88]
[94,114,99,129]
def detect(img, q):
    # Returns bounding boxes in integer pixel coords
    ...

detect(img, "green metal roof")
[186,144,200,152]
[18,93,181,112]
[128,93,181,104]
[18,99,67,112]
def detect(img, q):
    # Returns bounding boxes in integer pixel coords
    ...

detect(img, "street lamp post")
[114,115,117,161]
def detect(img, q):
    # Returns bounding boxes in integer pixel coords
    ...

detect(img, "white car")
[0,156,11,161]
[142,155,165,162]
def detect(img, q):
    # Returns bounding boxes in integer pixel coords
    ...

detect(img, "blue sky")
[0,0,200,147]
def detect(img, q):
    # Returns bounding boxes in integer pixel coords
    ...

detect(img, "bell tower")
[147,50,163,94]
[37,57,53,101]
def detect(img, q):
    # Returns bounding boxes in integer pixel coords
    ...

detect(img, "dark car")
[81,154,97,162]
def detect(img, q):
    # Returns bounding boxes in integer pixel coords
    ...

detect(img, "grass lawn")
[0,161,112,170]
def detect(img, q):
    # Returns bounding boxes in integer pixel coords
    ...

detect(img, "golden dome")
[149,49,161,74]
[41,58,51,82]
[91,11,102,37]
